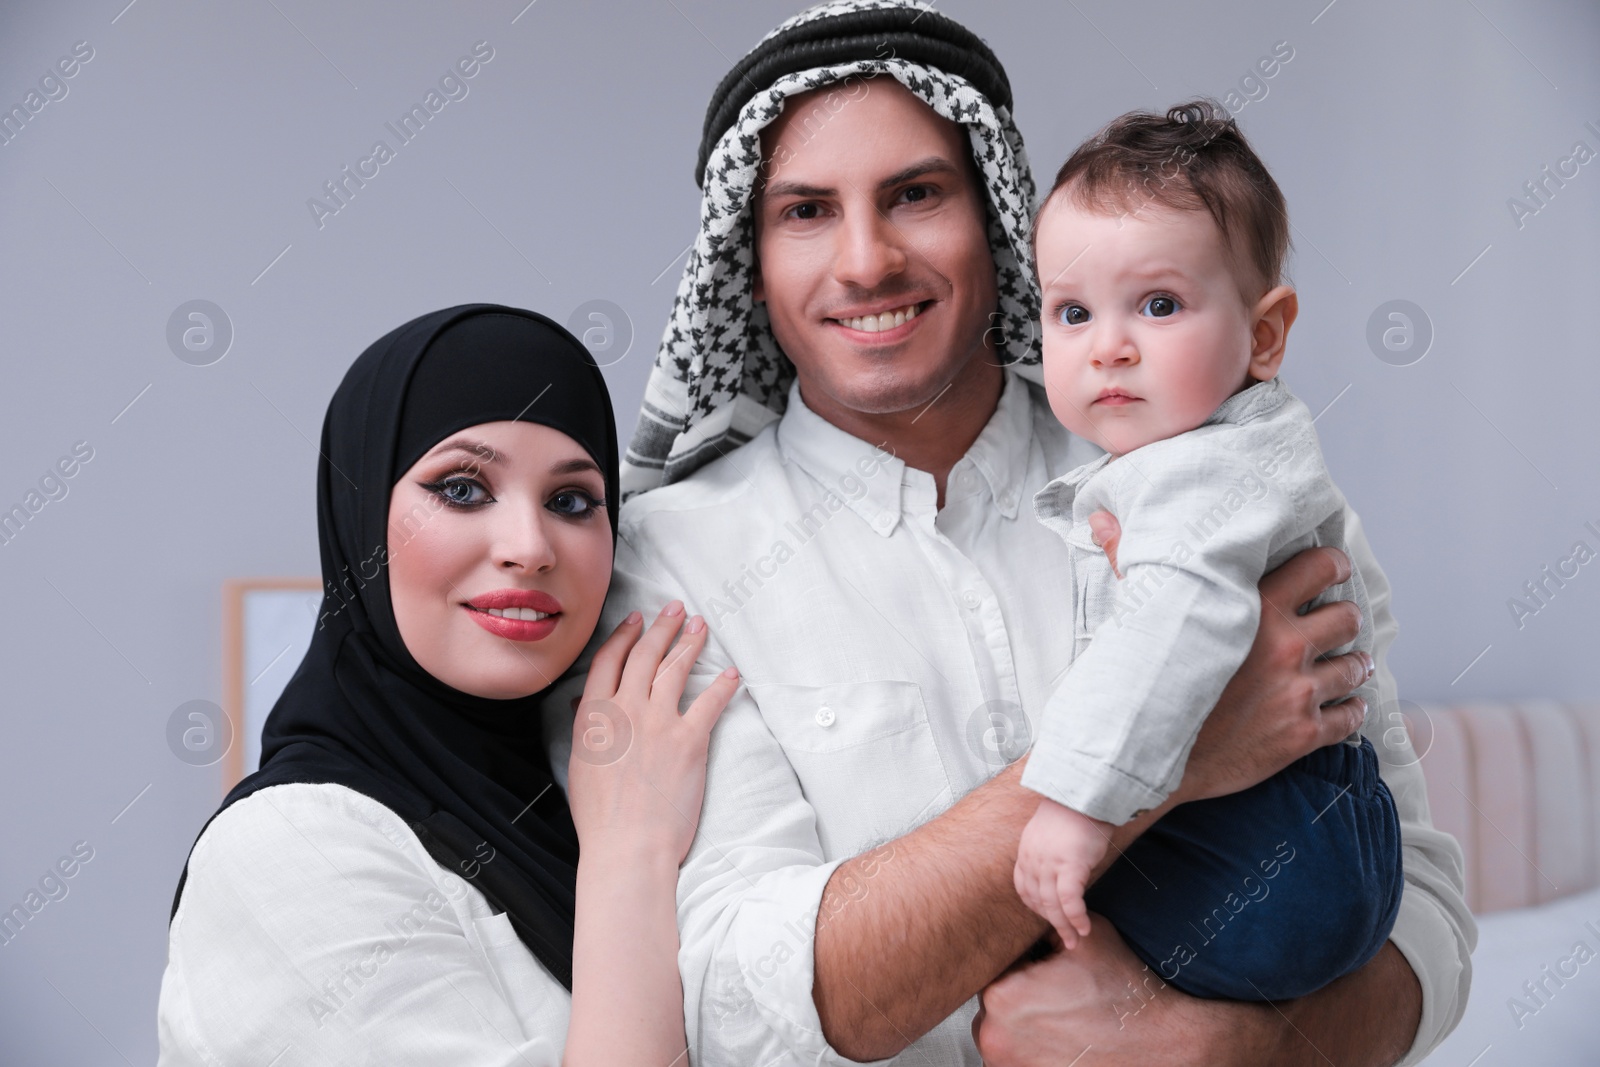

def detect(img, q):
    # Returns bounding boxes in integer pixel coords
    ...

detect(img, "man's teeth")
[482,607,552,621]
[840,303,921,333]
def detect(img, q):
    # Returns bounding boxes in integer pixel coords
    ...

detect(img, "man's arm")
[969,915,1420,1067]
[814,546,1374,1060]
[964,512,1475,1067]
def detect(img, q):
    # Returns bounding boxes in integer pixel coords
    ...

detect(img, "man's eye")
[1057,304,1090,326]
[1143,296,1179,318]
[424,477,491,508]
[787,202,821,221]
[901,185,931,203]
[549,489,603,518]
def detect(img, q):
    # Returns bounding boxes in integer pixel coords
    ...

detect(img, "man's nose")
[831,202,909,290]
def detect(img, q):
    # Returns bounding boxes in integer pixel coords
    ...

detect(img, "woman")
[157,305,740,1064]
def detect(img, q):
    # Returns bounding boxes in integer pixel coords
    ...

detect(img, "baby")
[1014,100,1404,1000]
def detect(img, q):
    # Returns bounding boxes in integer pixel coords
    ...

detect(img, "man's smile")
[826,300,932,340]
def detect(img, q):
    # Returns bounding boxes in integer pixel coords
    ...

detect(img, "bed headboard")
[1406,702,1600,913]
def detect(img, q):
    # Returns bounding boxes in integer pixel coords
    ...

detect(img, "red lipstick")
[463,588,562,642]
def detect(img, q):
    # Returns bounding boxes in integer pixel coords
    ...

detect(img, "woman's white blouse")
[157,781,569,1066]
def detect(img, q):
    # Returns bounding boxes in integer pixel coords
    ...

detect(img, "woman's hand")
[566,601,740,866]
[565,604,738,1066]
[1179,546,1373,804]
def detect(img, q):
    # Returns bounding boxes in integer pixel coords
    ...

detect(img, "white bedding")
[1418,886,1600,1065]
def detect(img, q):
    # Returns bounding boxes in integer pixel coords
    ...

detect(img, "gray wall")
[1,0,1595,1061]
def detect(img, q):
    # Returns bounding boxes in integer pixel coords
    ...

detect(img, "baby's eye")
[1057,304,1090,326]
[1142,296,1180,318]
[549,489,603,519]
[424,476,492,508]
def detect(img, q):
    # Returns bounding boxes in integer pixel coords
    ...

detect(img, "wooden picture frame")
[221,578,323,793]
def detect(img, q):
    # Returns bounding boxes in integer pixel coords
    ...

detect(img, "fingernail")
[662,600,684,616]
[624,610,642,624]
[1364,653,1375,678]
[685,615,705,634]
[721,665,740,679]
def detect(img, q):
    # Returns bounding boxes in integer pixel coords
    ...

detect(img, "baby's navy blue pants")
[1083,735,1404,1001]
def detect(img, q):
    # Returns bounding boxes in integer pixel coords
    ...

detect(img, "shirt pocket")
[749,679,955,859]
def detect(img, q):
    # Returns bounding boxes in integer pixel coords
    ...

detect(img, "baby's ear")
[1248,285,1297,380]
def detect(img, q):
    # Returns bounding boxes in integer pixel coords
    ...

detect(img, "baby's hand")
[1088,509,1123,579]
[1014,798,1113,949]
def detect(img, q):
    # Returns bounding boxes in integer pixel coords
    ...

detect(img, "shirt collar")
[775,370,1037,536]
[962,368,1034,520]
[776,378,904,536]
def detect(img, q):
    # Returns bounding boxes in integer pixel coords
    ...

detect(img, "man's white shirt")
[547,369,1474,1067]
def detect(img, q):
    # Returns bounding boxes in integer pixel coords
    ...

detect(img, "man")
[549,3,1473,1064]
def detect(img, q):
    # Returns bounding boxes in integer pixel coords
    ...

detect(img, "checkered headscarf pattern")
[621,0,1041,500]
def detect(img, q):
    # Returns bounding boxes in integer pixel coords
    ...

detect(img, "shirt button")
[959,470,977,488]
[815,706,836,728]
[874,514,894,533]
[998,491,1014,509]
[962,589,981,610]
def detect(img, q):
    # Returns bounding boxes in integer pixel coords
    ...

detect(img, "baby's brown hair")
[1035,99,1290,298]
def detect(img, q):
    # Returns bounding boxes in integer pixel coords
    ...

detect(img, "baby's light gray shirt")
[1020,375,1376,824]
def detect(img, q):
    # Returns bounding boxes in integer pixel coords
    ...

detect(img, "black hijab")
[171,304,620,990]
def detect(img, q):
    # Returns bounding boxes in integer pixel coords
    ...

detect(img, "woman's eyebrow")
[549,457,603,477]
[427,437,501,463]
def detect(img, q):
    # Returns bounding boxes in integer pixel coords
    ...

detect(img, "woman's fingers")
[684,664,741,734]
[650,616,708,701]
[617,601,687,695]
[581,610,643,699]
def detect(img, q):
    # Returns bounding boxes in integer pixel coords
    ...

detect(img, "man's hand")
[1088,510,1123,579]
[972,920,1259,1067]
[1180,544,1374,804]
[1086,513,1372,807]
[813,547,1392,1062]
[972,925,1422,1067]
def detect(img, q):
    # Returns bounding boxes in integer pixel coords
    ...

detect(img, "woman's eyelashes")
[421,474,494,509]
[420,473,604,521]
[548,488,605,520]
